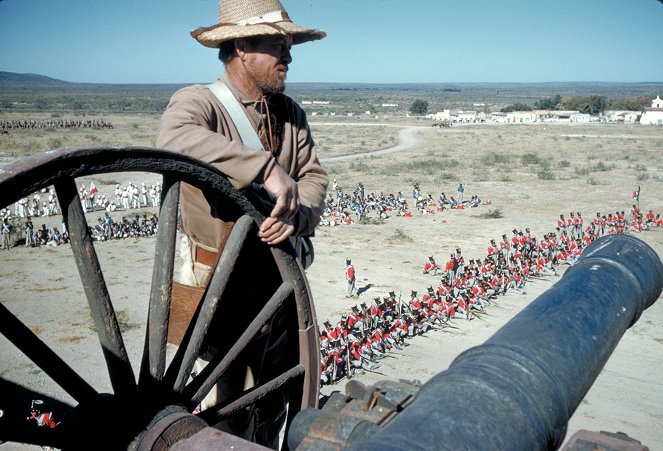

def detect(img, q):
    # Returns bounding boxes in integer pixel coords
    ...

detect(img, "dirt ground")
[1,120,662,449]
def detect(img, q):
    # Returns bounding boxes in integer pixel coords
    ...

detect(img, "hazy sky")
[1,0,662,84]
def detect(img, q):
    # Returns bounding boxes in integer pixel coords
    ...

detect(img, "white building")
[426,110,451,121]
[619,112,639,123]
[491,112,507,123]
[640,96,663,125]
[454,111,477,123]
[506,111,536,123]
[570,113,591,123]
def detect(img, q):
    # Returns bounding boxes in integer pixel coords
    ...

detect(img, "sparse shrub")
[521,153,543,165]
[558,160,571,168]
[349,160,370,172]
[481,208,503,219]
[591,161,613,172]
[389,228,413,242]
[537,169,556,180]
[499,175,511,182]
[359,217,384,225]
[439,172,459,181]
[481,152,510,166]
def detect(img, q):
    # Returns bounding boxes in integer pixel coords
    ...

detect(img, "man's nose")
[282,48,292,64]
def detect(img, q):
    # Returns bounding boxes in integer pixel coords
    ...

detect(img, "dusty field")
[1,120,662,449]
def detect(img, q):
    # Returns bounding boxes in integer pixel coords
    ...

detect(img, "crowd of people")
[320,200,663,386]
[0,118,113,132]
[319,180,488,226]
[2,176,662,389]
[0,212,160,250]
[2,180,162,222]
[0,180,162,250]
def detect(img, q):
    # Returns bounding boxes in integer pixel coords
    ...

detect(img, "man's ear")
[234,38,248,60]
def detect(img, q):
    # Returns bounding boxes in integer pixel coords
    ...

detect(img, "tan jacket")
[156,73,328,251]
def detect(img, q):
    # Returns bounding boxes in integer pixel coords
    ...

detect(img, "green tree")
[410,99,429,115]
[587,95,608,115]
[534,95,562,110]
[609,96,651,111]
[500,103,532,113]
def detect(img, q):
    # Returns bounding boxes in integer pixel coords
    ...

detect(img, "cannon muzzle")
[290,234,663,450]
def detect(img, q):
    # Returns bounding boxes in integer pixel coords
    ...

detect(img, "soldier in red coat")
[345,258,357,297]
[423,256,440,275]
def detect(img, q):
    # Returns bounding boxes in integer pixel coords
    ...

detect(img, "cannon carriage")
[0,147,661,450]
[431,120,452,128]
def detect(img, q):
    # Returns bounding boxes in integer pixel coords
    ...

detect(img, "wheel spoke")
[54,178,136,395]
[167,214,254,392]
[200,364,304,424]
[270,245,321,409]
[139,177,179,385]
[185,280,294,405]
[0,302,99,404]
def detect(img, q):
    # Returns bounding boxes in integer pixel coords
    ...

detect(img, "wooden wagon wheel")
[0,146,320,450]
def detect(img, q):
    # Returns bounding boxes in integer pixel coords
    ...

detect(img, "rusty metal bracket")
[288,379,421,450]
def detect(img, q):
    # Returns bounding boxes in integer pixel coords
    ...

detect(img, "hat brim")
[191,21,326,48]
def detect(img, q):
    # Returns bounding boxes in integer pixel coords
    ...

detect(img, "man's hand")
[258,216,295,245]
[260,164,299,244]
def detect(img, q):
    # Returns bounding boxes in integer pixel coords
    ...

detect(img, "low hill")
[0,71,79,88]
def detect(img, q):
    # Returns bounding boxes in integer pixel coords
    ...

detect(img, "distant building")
[491,112,507,123]
[640,96,663,125]
[619,112,639,124]
[453,111,477,123]
[570,113,591,123]
[381,103,398,107]
[426,110,451,121]
[548,111,578,122]
[506,111,536,123]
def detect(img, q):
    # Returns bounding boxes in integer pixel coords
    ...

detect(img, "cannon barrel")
[290,234,663,450]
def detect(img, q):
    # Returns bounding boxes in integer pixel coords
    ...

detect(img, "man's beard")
[261,74,287,95]
[251,66,287,95]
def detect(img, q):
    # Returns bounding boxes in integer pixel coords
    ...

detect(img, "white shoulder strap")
[207,80,264,151]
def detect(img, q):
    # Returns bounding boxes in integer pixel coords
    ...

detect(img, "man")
[423,256,439,275]
[158,3,327,283]
[1,218,12,250]
[456,183,464,203]
[156,0,327,447]
[445,253,456,286]
[346,258,357,297]
[487,239,498,264]
[24,216,34,247]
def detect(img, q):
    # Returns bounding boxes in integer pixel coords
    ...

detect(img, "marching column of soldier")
[0,118,113,132]
[320,206,663,386]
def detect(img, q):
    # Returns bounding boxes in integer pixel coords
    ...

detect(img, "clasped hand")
[259,164,299,245]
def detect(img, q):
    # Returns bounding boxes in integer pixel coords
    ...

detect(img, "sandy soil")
[1,121,662,449]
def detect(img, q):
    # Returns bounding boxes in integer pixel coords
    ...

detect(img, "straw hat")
[191,0,326,48]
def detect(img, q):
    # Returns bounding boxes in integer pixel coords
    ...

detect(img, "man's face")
[240,35,293,95]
